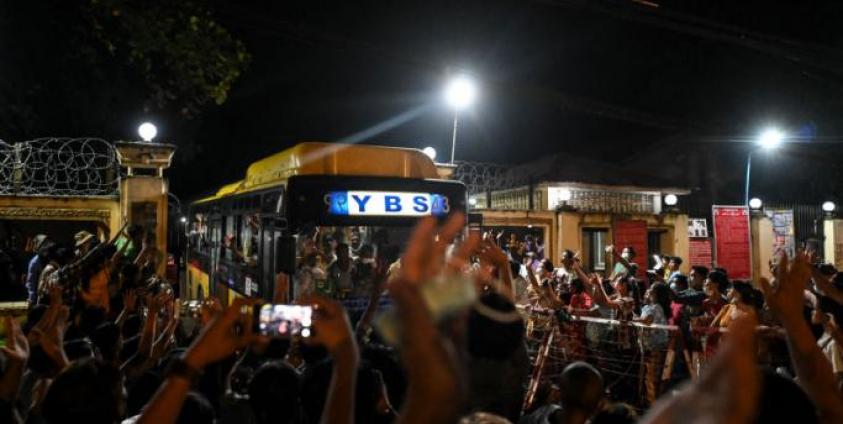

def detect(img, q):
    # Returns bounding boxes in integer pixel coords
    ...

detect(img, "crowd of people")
[1,214,843,423]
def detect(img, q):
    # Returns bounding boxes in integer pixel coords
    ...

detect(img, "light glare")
[823,201,836,212]
[138,122,158,142]
[749,197,763,209]
[444,75,477,110]
[422,146,437,160]
[664,194,678,206]
[758,128,784,150]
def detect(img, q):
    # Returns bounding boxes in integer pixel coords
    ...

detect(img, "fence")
[519,306,790,413]
[0,138,120,197]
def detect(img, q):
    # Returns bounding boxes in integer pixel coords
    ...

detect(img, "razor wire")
[0,138,120,197]
[452,160,524,195]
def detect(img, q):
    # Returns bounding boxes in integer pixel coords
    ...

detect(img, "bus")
[185,142,467,305]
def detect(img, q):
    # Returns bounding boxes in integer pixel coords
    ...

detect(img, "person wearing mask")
[607,245,635,279]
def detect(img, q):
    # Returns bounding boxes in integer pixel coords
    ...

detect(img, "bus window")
[291,225,411,301]
[239,213,260,266]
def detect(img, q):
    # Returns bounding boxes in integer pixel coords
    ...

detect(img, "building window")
[583,229,608,272]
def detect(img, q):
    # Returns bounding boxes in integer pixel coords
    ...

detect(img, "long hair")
[649,282,672,316]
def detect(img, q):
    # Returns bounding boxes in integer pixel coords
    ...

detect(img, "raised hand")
[184,298,256,369]
[28,294,70,371]
[477,238,507,269]
[760,251,843,421]
[390,213,465,423]
[760,251,812,323]
[303,295,357,359]
[1,316,29,364]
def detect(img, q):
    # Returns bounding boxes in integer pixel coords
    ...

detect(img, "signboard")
[688,218,709,238]
[613,219,648,276]
[766,209,795,257]
[326,191,451,217]
[689,238,713,268]
[712,206,752,279]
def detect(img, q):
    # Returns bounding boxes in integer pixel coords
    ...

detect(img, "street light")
[180,216,187,224]
[138,122,158,142]
[745,127,785,206]
[749,197,763,210]
[443,74,477,164]
[823,201,836,213]
[664,194,678,206]
[422,146,437,161]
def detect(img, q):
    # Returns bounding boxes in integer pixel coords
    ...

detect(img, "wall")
[751,215,775,284]
[0,195,121,239]
[477,208,690,274]
[121,176,169,275]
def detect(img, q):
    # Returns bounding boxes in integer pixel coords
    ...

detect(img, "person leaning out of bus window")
[240,214,260,266]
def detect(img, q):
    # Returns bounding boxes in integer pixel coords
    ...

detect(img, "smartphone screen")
[258,304,313,338]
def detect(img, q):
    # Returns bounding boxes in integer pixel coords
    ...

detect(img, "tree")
[0,0,250,140]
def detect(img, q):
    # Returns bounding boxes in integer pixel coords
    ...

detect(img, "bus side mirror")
[276,236,296,275]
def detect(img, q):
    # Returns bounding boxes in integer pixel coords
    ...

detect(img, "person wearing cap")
[74,230,97,258]
[25,234,50,305]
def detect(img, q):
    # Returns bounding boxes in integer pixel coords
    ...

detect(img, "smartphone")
[257,304,313,338]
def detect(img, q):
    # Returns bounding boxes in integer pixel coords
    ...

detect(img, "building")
[455,153,691,274]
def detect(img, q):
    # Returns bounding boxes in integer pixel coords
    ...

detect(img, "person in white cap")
[74,230,96,258]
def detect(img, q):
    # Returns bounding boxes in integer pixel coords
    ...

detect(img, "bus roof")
[195,142,440,204]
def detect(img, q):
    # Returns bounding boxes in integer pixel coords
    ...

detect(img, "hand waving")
[185,298,256,369]
[760,251,812,323]
[1,316,29,364]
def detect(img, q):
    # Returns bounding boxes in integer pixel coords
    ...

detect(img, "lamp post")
[444,75,477,164]
[744,128,784,206]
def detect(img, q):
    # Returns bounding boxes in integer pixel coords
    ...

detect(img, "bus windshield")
[292,225,411,300]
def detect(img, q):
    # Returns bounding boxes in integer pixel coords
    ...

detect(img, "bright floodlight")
[180,216,187,224]
[664,194,678,206]
[823,201,836,212]
[444,75,477,110]
[468,197,478,207]
[558,188,572,202]
[758,128,784,150]
[749,197,763,209]
[422,146,437,161]
[138,122,158,142]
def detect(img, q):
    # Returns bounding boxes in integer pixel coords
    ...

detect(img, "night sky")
[5,0,843,203]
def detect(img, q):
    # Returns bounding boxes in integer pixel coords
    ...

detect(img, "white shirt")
[818,333,843,374]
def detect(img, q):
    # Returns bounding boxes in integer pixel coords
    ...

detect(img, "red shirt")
[570,292,593,310]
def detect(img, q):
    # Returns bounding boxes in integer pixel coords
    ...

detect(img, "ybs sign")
[326,191,451,217]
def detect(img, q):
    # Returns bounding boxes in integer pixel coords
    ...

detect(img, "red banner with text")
[712,206,752,279]
[689,238,713,269]
[613,219,648,277]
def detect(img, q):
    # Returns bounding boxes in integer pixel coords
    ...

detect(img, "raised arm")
[478,239,514,302]
[137,298,255,424]
[392,214,465,424]
[760,252,843,422]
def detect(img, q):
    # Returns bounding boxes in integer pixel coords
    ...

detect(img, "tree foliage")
[0,0,250,140]
[81,0,250,116]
